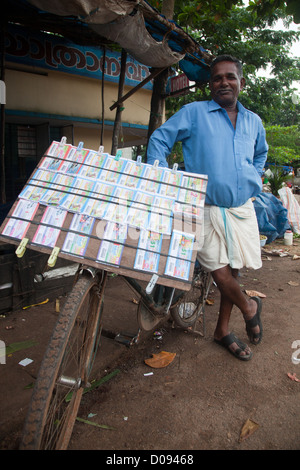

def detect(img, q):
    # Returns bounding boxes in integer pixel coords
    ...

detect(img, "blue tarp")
[253,192,291,243]
[144,17,210,82]
[265,162,294,175]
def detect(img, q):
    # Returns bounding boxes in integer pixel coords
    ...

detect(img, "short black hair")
[210,55,243,78]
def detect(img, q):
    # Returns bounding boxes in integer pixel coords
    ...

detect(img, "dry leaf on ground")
[239,418,259,442]
[287,281,299,287]
[287,372,300,383]
[144,351,176,368]
[245,290,266,298]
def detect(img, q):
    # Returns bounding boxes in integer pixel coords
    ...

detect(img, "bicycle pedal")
[114,332,139,347]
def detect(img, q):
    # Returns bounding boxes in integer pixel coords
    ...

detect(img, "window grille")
[17,126,37,158]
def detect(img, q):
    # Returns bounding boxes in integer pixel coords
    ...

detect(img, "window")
[17,126,37,158]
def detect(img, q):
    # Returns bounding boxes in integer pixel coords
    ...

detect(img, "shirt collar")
[208,99,246,115]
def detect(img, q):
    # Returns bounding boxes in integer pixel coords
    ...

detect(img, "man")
[147,55,268,361]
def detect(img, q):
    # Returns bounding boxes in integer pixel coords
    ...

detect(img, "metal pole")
[100,46,106,147]
[111,49,127,156]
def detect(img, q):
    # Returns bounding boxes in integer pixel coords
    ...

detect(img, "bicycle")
[19,259,212,450]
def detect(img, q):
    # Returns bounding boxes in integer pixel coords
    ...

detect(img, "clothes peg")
[98,145,104,155]
[56,137,67,157]
[47,247,60,268]
[153,160,159,169]
[59,136,67,146]
[15,238,29,258]
[115,150,122,161]
[76,142,84,152]
[172,163,178,173]
[136,155,142,166]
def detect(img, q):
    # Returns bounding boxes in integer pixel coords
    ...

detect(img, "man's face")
[209,61,245,108]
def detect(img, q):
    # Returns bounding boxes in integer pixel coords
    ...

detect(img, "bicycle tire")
[171,268,212,329]
[19,270,106,450]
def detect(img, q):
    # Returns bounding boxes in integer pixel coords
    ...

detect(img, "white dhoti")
[197,199,262,272]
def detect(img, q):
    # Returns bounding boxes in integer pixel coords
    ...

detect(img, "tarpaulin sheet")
[253,192,290,243]
[90,8,185,67]
[25,0,211,79]
[26,0,139,23]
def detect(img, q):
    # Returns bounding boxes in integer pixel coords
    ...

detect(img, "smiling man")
[147,55,268,361]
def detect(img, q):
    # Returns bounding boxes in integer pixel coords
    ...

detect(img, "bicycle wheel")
[171,267,212,329]
[19,270,107,450]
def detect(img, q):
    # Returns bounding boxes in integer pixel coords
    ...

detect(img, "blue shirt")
[147,100,268,208]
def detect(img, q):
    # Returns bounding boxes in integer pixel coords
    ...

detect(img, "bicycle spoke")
[20,272,106,450]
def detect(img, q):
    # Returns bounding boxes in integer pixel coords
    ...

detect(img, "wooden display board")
[0,138,208,291]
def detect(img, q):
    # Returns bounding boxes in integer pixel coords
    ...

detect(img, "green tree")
[265,125,300,174]
[148,1,300,128]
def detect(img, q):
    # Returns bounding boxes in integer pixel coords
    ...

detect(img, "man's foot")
[214,332,252,361]
[244,296,263,345]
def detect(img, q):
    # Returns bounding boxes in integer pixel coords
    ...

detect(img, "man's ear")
[240,77,246,90]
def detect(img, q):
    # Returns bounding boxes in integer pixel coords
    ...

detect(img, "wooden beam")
[109,67,167,111]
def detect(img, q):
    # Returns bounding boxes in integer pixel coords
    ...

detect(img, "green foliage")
[247,0,300,24]
[265,125,300,171]
[267,146,298,165]
[132,145,147,162]
[266,165,291,196]
[159,1,300,127]
[266,125,300,153]
[148,0,300,167]
[167,141,183,166]
[239,76,300,126]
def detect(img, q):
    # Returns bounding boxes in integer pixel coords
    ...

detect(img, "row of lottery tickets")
[1,141,208,281]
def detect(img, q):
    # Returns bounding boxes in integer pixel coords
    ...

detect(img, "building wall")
[3,25,153,202]
[6,67,151,128]
[4,22,153,146]
[6,65,151,152]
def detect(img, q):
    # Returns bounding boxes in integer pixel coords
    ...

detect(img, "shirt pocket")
[240,136,256,164]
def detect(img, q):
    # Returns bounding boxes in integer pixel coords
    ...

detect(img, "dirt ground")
[0,237,300,452]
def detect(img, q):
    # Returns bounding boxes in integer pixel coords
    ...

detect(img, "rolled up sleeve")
[147,107,191,168]
[253,122,268,176]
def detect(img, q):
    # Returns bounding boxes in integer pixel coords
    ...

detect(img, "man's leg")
[212,265,261,357]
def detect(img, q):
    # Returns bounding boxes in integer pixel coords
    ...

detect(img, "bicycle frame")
[123,276,185,317]
[79,264,185,318]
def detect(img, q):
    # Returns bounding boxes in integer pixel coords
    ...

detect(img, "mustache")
[216,89,233,94]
